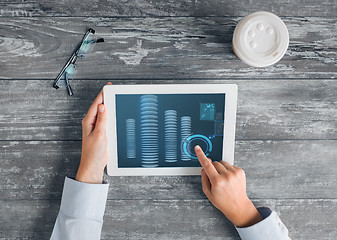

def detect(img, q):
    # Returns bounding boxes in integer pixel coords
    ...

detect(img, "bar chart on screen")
[116,93,226,168]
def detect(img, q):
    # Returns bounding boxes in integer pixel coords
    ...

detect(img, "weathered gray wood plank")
[0,0,336,17]
[0,17,336,80]
[1,140,336,200]
[1,199,337,239]
[0,1,335,239]
[1,79,336,141]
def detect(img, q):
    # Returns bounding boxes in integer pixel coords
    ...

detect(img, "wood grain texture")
[0,17,336,80]
[1,199,337,239]
[1,79,336,141]
[1,0,337,239]
[0,0,337,17]
[1,140,336,200]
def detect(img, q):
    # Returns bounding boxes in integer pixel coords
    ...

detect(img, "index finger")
[195,145,219,181]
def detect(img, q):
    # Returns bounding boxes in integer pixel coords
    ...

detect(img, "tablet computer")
[103,84,238,176]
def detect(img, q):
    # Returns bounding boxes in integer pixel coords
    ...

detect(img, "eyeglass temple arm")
[65,72,74,96]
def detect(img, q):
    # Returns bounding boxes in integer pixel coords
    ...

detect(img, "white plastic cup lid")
[232,11,289,67]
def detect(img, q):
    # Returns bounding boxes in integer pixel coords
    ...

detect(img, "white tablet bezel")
[103,84,238,176]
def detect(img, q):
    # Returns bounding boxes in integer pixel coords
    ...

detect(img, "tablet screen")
[115,93,225,168]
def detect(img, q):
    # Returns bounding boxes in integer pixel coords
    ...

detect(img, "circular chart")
[181,134,213,160]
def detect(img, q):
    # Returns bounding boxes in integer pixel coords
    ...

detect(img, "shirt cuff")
[235,207,289,240]
[60,177,109,221]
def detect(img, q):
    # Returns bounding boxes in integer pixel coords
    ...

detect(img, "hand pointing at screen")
[194,145,263,228]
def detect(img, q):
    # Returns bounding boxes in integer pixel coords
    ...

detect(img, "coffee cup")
[232,11,289,67]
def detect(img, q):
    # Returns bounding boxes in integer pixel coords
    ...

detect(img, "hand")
[76,82,112,184]
[195,145,263,228]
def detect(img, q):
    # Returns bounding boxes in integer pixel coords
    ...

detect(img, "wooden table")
[1,1,336,239]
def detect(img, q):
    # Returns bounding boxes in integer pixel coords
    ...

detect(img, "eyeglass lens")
[78,34,96,58]
[56,64,77,88]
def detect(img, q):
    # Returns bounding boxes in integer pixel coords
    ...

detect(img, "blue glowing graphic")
[180,116,192,161]
[126,118,136,158]
[115,93,225,168]
[182,134,213,159]
[200,103,215,121]
[165,110,178,162]
[140,95,159,167]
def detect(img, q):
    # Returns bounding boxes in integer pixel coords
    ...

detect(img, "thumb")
[94,104,108,133]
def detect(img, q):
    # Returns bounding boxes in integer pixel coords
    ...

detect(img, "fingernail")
[98,105,105,112]
[195,145,200,150]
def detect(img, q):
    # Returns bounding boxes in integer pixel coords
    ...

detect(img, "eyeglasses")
[53,28,104,96]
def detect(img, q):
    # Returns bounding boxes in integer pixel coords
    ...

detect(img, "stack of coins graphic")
[180,116,192,161]
[140,95,159,167]
[126,118,136,159]
[165,110,178,162]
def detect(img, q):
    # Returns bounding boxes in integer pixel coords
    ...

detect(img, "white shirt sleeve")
[50,177,109,240]
[51,177,290,240]
[235,207,291,240]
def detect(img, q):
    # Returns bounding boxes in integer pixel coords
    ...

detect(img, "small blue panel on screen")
[115,94,225,168]
[200,103,215,121]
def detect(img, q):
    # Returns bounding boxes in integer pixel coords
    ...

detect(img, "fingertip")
[107,82,112,85]
[195,145,205,157]
[98,104,105,113]
[195,147,208,166]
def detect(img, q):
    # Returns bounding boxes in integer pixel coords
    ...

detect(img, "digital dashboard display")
[115,94,225,168]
